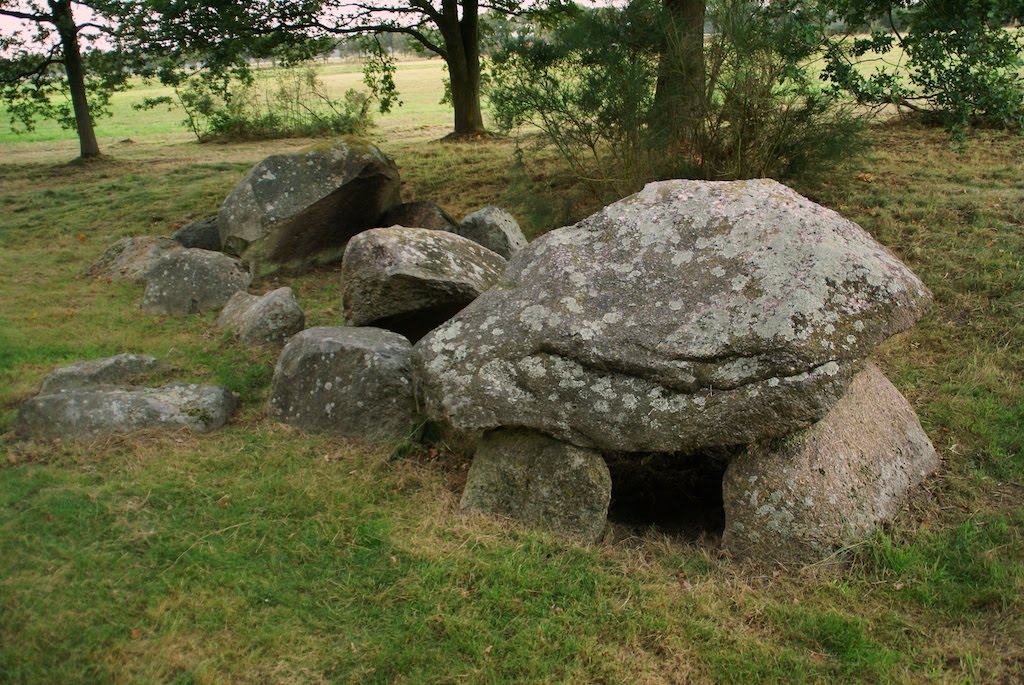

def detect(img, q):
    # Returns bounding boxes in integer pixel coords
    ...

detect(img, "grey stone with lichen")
[414,179,932,453]
[461,428,611,542]
[15,383,238,441]
[39,354,163,395]
[267,326,418,442]
[141,248,251,315]
[378,201,459,232]
[342,226,506,343]
[217,287,305,345]
[218,138,401,276]
[721,362,939,565]
[84,236,183,283]
[455,206,528,259]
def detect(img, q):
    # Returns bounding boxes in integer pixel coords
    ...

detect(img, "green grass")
[1,61,1023,684]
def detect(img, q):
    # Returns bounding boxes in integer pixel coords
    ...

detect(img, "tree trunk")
[439,0,486,137]
[652,0,706,145]
[52,0,100,158]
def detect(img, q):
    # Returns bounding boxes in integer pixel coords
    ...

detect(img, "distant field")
[0,57,454,150]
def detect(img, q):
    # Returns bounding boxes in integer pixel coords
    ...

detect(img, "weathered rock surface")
[342,226,506,343]
[172,216,222,251]
[218,138,401,274]
[415,179,932,453]
[721,363,939,565]
[39,354,163,395]
[217,287,305,345]
[379,201,458,232]
[141,249,251,315]
[16,383,238,441]
[267,326,417,441]
[461,428,611,542]
[456,206,528,259]
[84,236,183,283]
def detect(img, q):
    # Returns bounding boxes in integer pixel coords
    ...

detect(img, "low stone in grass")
[16,383,239,441]
[217,287,305,345]
[455,206,528,259]
[341,226,506,342]
[267,326,418,442]
[721,363,939,565]
[460,428,612,542]
[39,354,163,395]
[172,216,222,251]
[84,236,183,283]
[141,248,251,315]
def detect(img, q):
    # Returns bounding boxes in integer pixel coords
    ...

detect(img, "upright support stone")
[722,363,939,565]
[460,428,612,542]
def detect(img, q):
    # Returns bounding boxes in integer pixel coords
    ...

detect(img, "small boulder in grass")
[39,354,163,395]
[378,201,459,232]
[141,248,251,315]
[455,206,528,259]
[84,236,183,283]
[217,287,305,345]
[16,383,239,441]
[267,326,418,442]
[721,363,940,565]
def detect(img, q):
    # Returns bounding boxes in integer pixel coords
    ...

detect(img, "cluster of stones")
[21,137,939,567]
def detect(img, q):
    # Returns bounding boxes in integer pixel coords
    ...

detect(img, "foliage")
[142,65,373,142]
[819,0,1024,139]
[489,0,867,200]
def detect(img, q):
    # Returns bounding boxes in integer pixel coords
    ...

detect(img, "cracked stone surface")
[414,179,932,453]
[342,226,506,343]
[267,326,418,442]
[16,383,238,441]
[218,138,401,276]
[722,363,939,565]
[141,249,251,315]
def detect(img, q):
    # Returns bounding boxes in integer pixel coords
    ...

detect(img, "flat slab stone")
[217,287,305,345]
[141,249,251,315]
[461,428,611,542]
[342,226,506,343]
[218,138,401,275]
[267,326,418,442]
[16,383,238,441]
[39,354,163,395]
[415,179,932,452]
[722,363,940,565]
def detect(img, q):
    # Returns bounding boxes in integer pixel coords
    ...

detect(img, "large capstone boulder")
[172,216,222,251]
[267,327,418,442]
[84,236,183,283]
[217,287,305,345]
[218,138,401,275]
[415,179,932,453]
[721,363,939,565]
[341,226,506,343]
[379,201,458,232]
[141,249,251,315]
[39,354,163,395]
[461,428,611,542]
[455,206,529,259]
[15,384,238,441]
